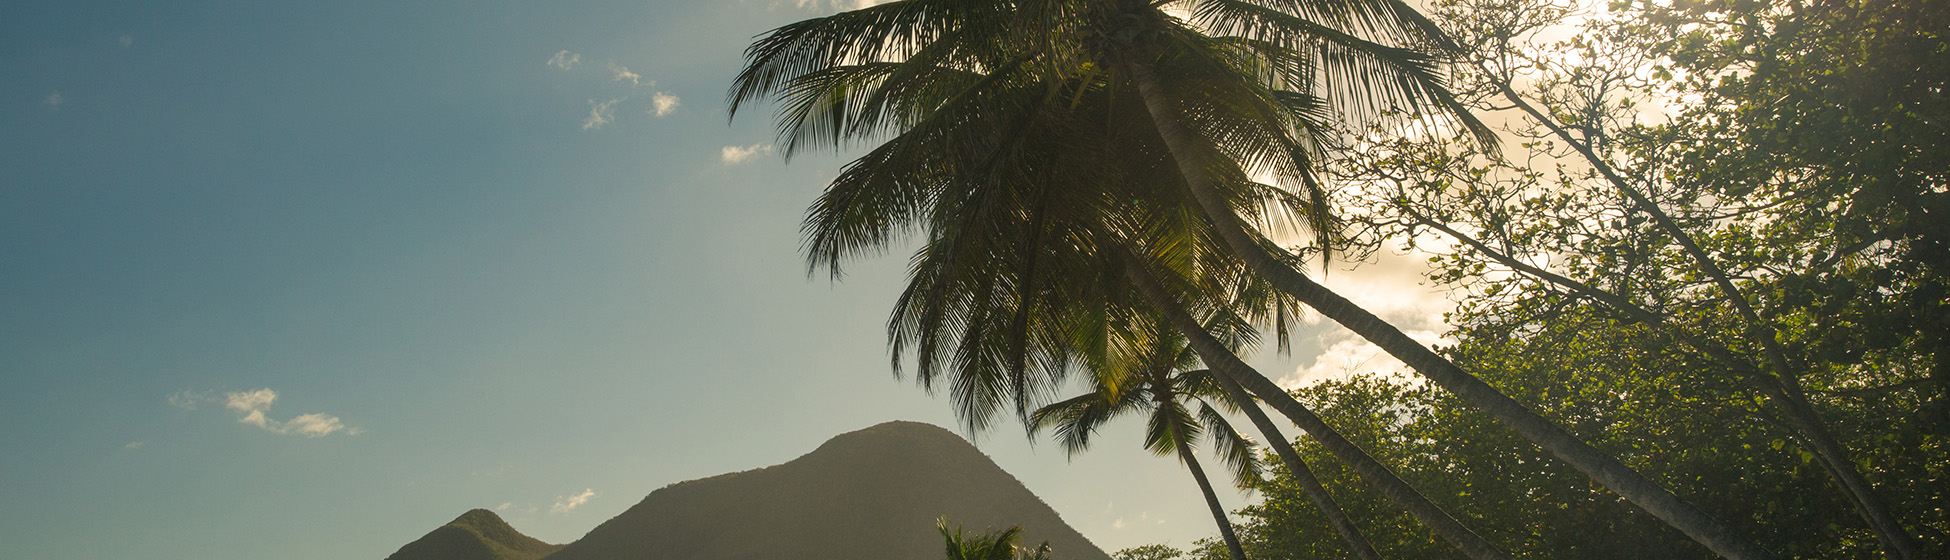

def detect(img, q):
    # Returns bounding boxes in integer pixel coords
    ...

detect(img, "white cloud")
[226,388,278,428]
[124,441,145,450]
[1285,329,1445,388]
[43,91,63,108]
[609,64,641,86]
[548,50,580,70]
[219,388,354,438]
[582,98,622,130]
[1314,249,1452,330]
[551,489,596,513]
[720,143,773,164]
[496,502,513,511]
[1282,246,1457,388]
[650,92,680,117]
[284,413,346,437]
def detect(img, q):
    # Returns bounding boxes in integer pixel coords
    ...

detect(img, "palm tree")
[1031,317,1264,560]
[791,104,1503,557]
[938,519,1056,560]
[729,1,1771,557]
[1033,280,1394,560]
[727,1,1505,555]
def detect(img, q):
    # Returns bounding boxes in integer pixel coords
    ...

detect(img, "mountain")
[542,420,1111,560]
[384,509,565,560]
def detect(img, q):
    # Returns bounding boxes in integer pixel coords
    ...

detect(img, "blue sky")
[0,1,1454,558]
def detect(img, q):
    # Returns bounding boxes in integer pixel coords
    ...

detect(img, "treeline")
[1146,0,1949,556]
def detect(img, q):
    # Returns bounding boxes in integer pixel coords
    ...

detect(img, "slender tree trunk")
[1209,369,1387,560]
[1174,427,1250,560]
[1127,259,1511,560]
[1122,57,1776,560]
[1490,74,1923,560]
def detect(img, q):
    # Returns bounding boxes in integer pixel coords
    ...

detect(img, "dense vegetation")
[1123,0,1948,557]
[733,0,1945,556]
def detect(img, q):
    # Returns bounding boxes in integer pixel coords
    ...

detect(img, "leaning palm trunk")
[1124,58,1776,560]
[1126,259,1510,560]
[1173,427,1250,560]
[1208,367,1386,560]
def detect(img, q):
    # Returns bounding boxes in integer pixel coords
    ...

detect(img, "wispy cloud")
[219,388,355,438]
[548,50,581,70]
[720,144,773,165]
[168,389,212,410]
[609,64,642,86]
[43,91,64,108]
[650,92,680,117]
[284,413,348,437]
[124,441,145,450]
[119,36,133,47]
[496,502,513,511]
[551,489,596,513]
[583,98,623,130]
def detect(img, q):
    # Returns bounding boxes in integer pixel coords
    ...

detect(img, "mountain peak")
[384,508,563,560]
[451,509,509,529]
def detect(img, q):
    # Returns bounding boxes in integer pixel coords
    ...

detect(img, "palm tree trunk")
[1174,427,1250,560]
[1209,369,1387,560]
[1126,259,1510,560]
[1123,57,1777,560]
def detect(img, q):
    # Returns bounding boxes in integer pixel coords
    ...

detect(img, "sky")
[0,1,1457,558]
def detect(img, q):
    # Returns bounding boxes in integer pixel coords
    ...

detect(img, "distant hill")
[542,420,1110,560]
[385,509,564,560]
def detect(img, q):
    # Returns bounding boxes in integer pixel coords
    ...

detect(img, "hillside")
[384,509,565,560]
[541,420,1110,560]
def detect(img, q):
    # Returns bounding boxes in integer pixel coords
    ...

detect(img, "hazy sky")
[0,1,1455,558]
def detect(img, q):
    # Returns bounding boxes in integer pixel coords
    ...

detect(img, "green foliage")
[1214,0,1950,555]
[1232,358,1945,558]
[1112,544,1186,560]
[1641,0,1950,421]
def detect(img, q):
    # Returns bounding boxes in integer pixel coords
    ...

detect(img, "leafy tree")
[1226,319,1945,558]
[1316,0,1946,554]
[1113,544,1187,560]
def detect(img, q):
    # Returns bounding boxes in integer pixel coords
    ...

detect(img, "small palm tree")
[939,519,1057,560]
[1032,318,1262,560]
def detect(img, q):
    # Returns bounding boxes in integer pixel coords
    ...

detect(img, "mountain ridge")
[384,421,1109,560]
[544,420,1109,560]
